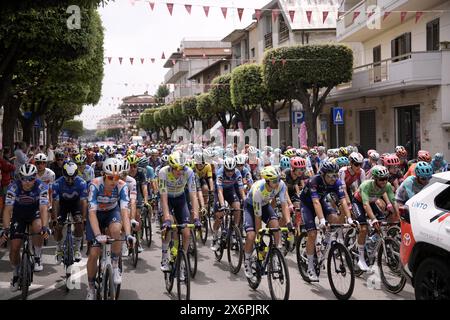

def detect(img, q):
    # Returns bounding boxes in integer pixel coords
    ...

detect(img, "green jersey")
[354,180,395,204]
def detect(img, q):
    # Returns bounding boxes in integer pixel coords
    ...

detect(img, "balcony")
[337,0,446,42]
[329,51,443,100]
[164,60,189,84]
[264,33,273,50]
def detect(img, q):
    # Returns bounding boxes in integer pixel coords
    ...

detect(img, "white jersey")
[37,168,55,185]
[124,175,137,201]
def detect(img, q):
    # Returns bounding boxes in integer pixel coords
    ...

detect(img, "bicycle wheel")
[177,250,191,300]
[164,263,175,294]
[131,233,139,268]
[187,229,197,278]
[102,265,115,300]
[143,207,152,247]
[227,225,243,274]
[295,232,311,282]
[20,251,32,300]
[377,237,407,294]
[199,213,208,245]
[267,247,290,300]
[247,247,262,290]
[214,227,225,262]
[327,242,355,300]
[115,256,123,300]
[64,235,74,291]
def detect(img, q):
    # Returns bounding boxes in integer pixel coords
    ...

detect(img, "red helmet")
[290,156,306,169]
[383,154,400,166]
[417,150,431,162]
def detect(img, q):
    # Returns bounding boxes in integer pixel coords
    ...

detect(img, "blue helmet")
[336,156,350,168]
[415,161,433,179]
[280,156,290,170]
[94,152,105,162]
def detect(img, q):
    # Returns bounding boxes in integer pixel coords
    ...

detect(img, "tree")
[180,96,198,131]
[230,64,263,130]
[209,73,234,130]
[196,93,214,128]
[62,120,84,138]
[262,45,353,145]
[155,84,170,104]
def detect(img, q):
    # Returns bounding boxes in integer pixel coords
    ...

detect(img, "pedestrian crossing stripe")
[335,111,342,122]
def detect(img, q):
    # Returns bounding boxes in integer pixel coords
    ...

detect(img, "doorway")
[397,105,420,160]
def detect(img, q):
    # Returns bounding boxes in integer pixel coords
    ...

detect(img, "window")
[224,64,228,71]
[391,33,411,62]
[279,15,289,44]
[251,48,255,57]
[373,45,382,82]
[427,18,440,51]
[435,186,450,211]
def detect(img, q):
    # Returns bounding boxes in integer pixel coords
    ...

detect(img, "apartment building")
[322,0,450,159]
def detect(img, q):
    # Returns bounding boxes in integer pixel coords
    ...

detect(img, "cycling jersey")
[403,163,417,180]
[78,165,95,183]
[246,179,287,217]
[145,165,156,181]
[158,165,196,198]
[388,170,403,186]
[395,176,427,205]
[431,159,448,173]
[215,167,244,191]
[5,179,49,208]
[37,168,55,185]
[300,174,345,208]
[51,176,87,202]
[353,180,396,204]
[129,167,147,204]
[49,162,64,180]
[92,163,103,178]
[282,168,308,198]
[338,166,366,189]
[124,175,137,201]
[362,159,373,172]
[239,166,253,185]
[149,157,161,171]
[195,164,213,179]
[87,177,130,212]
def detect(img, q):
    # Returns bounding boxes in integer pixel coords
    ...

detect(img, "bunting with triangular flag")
[383,11,391,21]
[352,11,360,23]
[415,11,423,23]
[185,4,191,15]
[161,52,165,59]
[107,57,112,64]
[289,10,295,23]
[272,9,279,23]
[166,3,173,16]
[237,8,244,21]
[323,11,329,23]
[306,11,312,24]
[400,11,407,23]
[255,9,262,22]
[118,57,123,64]
[129,57,134,65]
[221,7,227,19]
[203,6,209,17]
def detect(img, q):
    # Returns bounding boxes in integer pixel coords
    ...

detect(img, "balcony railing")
[264,33,273,49]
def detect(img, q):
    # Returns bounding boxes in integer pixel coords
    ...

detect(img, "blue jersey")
[300,174,345,207]
[145,165,156,181]
[431,159,448,173]
[5,179,49,211]
[239,166,253,185]
[79,165,95,183]
[216,167,244,191]
[88,177,130,212]
[52,176,88,202]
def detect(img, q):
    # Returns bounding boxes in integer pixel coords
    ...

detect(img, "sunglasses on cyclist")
[268,177,281,183]
[326,173,339,180]
[351,162,361,167]
[130,164,138,169]
[377,177,388,182]
[105,174,120,181]
[21,176,36,182]
[35,161,46,165]
[294,168,306,173]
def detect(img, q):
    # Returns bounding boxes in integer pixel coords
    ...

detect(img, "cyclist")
[362,150,379,173]
[299,160,353,281]
[235,154,253,191]
[308,148,321,174]
[74,154,95,184]
[282,157,308,211]
[352,165,399,272]
[211,157,246,251]
[339,152,365,207]
[149,149,161,171]
[396,161,433,207]
[0,164,50,290]
[242,166,293,279]
[49,151,65,180]
[193,151,215,211]
[431,152,448,173]
[92,152,105,178]
[85,158,134,300]
[384,154,403,192]
[248,146,263,181]
[34,153,56,185]
[395,146,409,175]
[403,150,431,180]
[158,152,201,272]
[335,156,350,169]
[52,162,88,263]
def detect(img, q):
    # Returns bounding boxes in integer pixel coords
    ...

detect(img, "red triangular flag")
[161,52,165,59]
[166,3,173,16]
[221,7,227,19]
[129,0,135,6]
[383,11,391,21]
[185,4,191,15]
[306,11,312,24]
[289,10,295,23]
[203,6,209,17]
[107,57,112,64]
[237,8,244,21]
[172,59,176,65]
[271,58,276,65]
[149,2,154,11]
[323,11,329,23]
[118,57,123,64]
[353,11,360,23]
[272,9,279,23]
[140,58,145,64]
[129,57,134,65]
[281,59,287,66]
[151,58,155,63]
[415,11,423,23]
[255,9,262,22]
[400,11,407,23]
[367,11,375,19]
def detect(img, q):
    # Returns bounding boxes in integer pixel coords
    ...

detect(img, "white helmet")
[151,149,158,155]
[161,154,169,163]
[248,146,257,154]
[235,154,247,165]
[19,164,38,177]
[145,148,152,155]
[103,158,122,175]
[370,152,380,161]
[34,153,47,162]
[63,162,78,177]
[349,152,364,164]
[115,154,124,161]
[193,152,204,164]
[273,148,281,154]
[223,157,236,170]
[121,159,130,173]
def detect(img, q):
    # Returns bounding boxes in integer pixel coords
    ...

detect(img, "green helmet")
[371,165,389,179]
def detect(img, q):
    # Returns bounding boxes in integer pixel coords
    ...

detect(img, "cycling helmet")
[433,153,444,162]
[331,149,340,158]
[371,165,389,179]
[34,153,47,162]
[19,164,38,177]
[339,147,349,157]
[284,149,296,158]
[94,152,105,162]
[349,152,364,164]
[336,156,350,168]
[367,149,376,157]
[63,162,78,177]
[223,157,237,170]
[248,146,257,154]
[280,156,290,170]
[127,154,139,165]
[103,158,122,175]
[235,154,247,165]
[326,149,334,158]
[74,154,87,165]
[144,148,152,156]
[126,149,135,156]
[369,152,380,161]
[318,146,326,153]
[168,152,186,170]
[161,154,169,164]
[261,166,280,181]
[193,152,205,165]
[296,149,308,158]
[186,159,195,170]
[121,159,130,173]
[151,149,158,156]
[395,146,407,158]
[263,146,273,153]
[379,153,390,164]
[309,149,318,156]
[383,154,400,167]
[417,150,431,163]
[273,148,281,154]
[415,161,433,179]
[55,151,65,159]
[290,157,306,169]
[138,156,149,168]
[115,154,124,161]
[320,160,339,174]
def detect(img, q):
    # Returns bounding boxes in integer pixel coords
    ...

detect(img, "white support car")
[400,172,450,300]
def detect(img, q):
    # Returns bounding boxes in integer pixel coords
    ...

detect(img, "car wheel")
[414,257,450,300]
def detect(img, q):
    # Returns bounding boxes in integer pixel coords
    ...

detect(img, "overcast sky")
[78,0,273,129]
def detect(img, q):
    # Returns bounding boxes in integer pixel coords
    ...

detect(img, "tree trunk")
[304,109,318,147]
[2,96,20,149]
[50,126,59,146]
[19,117,35,145]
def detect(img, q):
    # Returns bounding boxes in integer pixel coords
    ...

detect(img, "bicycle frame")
[256,227,289,273]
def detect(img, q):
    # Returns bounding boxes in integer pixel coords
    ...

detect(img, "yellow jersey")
[195,164,213,179]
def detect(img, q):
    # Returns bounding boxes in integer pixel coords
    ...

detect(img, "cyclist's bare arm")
[121,207,131,235]
[160,192,171,222]
[81,199,88,222]
[218,189,225,207]
[189,191,199,220]
[89,209,101,236]
[312,198,325,221]
[362,202,376,220]
[2,206,12,230]
[52,200,59,222]
[40,204,49,227]
[208,177,214,192]
[281,201,291,224]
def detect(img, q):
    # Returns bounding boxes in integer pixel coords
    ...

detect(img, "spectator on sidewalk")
[14,141,28,176]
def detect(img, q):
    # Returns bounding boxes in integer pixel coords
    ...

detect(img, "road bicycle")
[59,214,83,291]
[129,221,140,268]
[95,237,124,300]
[141,203,152,248]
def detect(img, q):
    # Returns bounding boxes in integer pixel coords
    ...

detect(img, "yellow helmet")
[284,149,296,158]
[127,154,139,165]
[260,166,280,181]
[168,152,186,170]
[127,149,135,156]
[186,159,195,170]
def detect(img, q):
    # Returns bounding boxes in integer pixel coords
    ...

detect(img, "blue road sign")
[333,107,344,125]
[292,111,304,125]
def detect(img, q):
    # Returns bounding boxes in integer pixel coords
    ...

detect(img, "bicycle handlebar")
[258,227,289,235]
